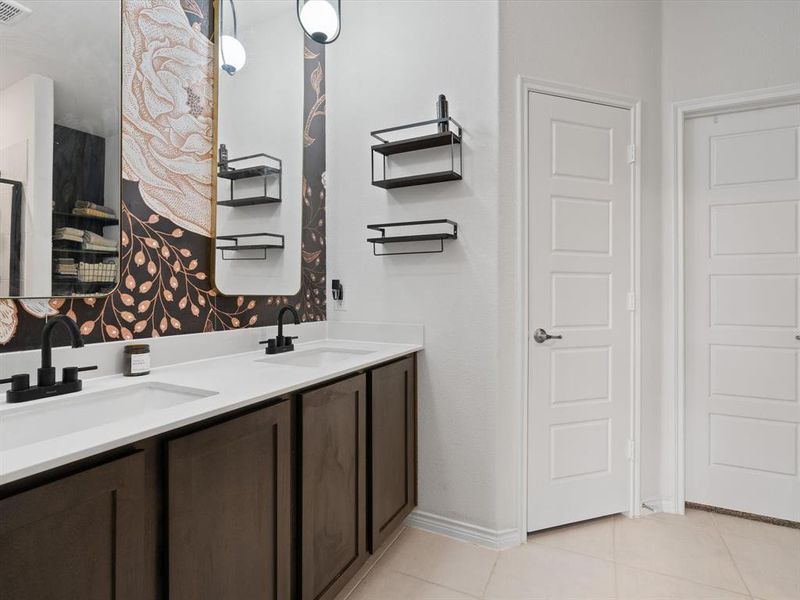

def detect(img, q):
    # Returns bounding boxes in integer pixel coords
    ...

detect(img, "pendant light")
[297,0,341,44]
[219,0,246,75]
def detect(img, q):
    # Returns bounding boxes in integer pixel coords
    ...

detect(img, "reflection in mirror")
[214,0,302,296]
[0,0,121,298]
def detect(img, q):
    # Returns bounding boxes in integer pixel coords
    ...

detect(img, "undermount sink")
[0,382,217,452]
[257,347,375,368]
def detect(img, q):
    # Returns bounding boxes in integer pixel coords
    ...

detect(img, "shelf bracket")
[371,238,446,256]
[218,247,268,261]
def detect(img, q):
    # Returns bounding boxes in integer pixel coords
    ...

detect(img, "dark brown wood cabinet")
[299,374,368,600]
[0,353,417,599]
[369,355,417,551]
[0,452,146,600]
[167,400,292,600]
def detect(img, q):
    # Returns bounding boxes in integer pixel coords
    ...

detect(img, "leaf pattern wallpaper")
[0,0,326,352]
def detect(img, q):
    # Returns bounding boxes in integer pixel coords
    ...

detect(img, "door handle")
[533,328,563,344]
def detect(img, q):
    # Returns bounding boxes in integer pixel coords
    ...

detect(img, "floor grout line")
[380,566,484,599]
[347,512,793,599]
[613,518,753,598]
[711,512,755,599]
[341,525,407,599]
[479,551,501,599]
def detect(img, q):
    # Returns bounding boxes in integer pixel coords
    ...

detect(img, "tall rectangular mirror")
[213,0,303,296]
[0,0,121,298]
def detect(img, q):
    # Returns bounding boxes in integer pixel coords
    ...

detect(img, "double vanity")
[0,329,421,600]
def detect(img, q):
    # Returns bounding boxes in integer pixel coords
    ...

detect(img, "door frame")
[671,84,800,515]
[517,77,642,541]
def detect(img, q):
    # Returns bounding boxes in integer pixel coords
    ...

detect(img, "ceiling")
[0,0,120,138]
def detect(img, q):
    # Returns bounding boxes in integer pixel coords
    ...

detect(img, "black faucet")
[261,306,300,354]
[0,315,97,403]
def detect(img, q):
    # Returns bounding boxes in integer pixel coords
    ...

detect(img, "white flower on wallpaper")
[122,0,214,236]
[18,299,60,319]
[0,300,18,345]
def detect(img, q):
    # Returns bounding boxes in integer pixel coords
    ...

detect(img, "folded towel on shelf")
[82,231,117,249]
[55,226,84,236]
[82,243,118,253]
[73,207,117,219]
[75,200,115,213]
[74,201,116,218]
[53,227,85,243]
[54,256,78,276]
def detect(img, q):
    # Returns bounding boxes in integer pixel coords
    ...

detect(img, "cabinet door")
[0,453,146,599]
[369,356,417,551]
[168,401,292,600]
[300,374,367,600]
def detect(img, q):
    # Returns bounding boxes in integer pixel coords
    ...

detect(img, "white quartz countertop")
[0,338,421,485]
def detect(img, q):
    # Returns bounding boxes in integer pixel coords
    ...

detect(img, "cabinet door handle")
[533,328,563,344]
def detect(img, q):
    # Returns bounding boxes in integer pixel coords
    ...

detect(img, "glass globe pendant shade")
[297,0,341,44]
[220,34,246,75]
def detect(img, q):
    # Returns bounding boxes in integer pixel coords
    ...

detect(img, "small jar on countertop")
[124,344,150,377]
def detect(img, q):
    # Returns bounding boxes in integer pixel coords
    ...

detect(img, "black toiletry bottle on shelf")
[437,94,449,133]
[218,144,229,171]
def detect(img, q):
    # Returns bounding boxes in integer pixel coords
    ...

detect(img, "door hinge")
[627,144,636,164]
[627,292,636,312]
[626,439,635,460]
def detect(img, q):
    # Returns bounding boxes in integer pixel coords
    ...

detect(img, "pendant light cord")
[219,0,238,75]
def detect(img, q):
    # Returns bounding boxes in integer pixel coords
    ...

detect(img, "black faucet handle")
[62,365,98,383]
[0,374,30,391]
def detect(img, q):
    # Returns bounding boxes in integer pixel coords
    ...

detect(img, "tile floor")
[337,509,800,600]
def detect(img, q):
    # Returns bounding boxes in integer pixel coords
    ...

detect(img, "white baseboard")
[404,510,520,550]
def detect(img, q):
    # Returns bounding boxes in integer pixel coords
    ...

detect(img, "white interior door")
[685,103,800,521]
[527,92,634,532]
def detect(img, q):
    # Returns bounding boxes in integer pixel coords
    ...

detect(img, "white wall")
[326,0,502,531]
[0,74,54,297]
[658,0,800,509]
[328,0,799,539]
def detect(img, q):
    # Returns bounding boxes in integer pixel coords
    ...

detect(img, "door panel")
[369,356,417,551]
[0,453,145,599]
[300,374,367,600]
[527,92,633,532]
[685,102,800,521]
[168,402,292,600]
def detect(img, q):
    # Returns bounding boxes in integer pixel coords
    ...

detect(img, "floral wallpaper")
[0,0,326,352]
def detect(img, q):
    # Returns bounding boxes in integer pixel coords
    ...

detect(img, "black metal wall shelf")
[372,170,462,190]
[366,219,458,256]
[53,211,119,227]
[217,164,280,180]
[216,232,284,261]
[216,195,281,208]
[217,152,282,207]
[371,117,463,189]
